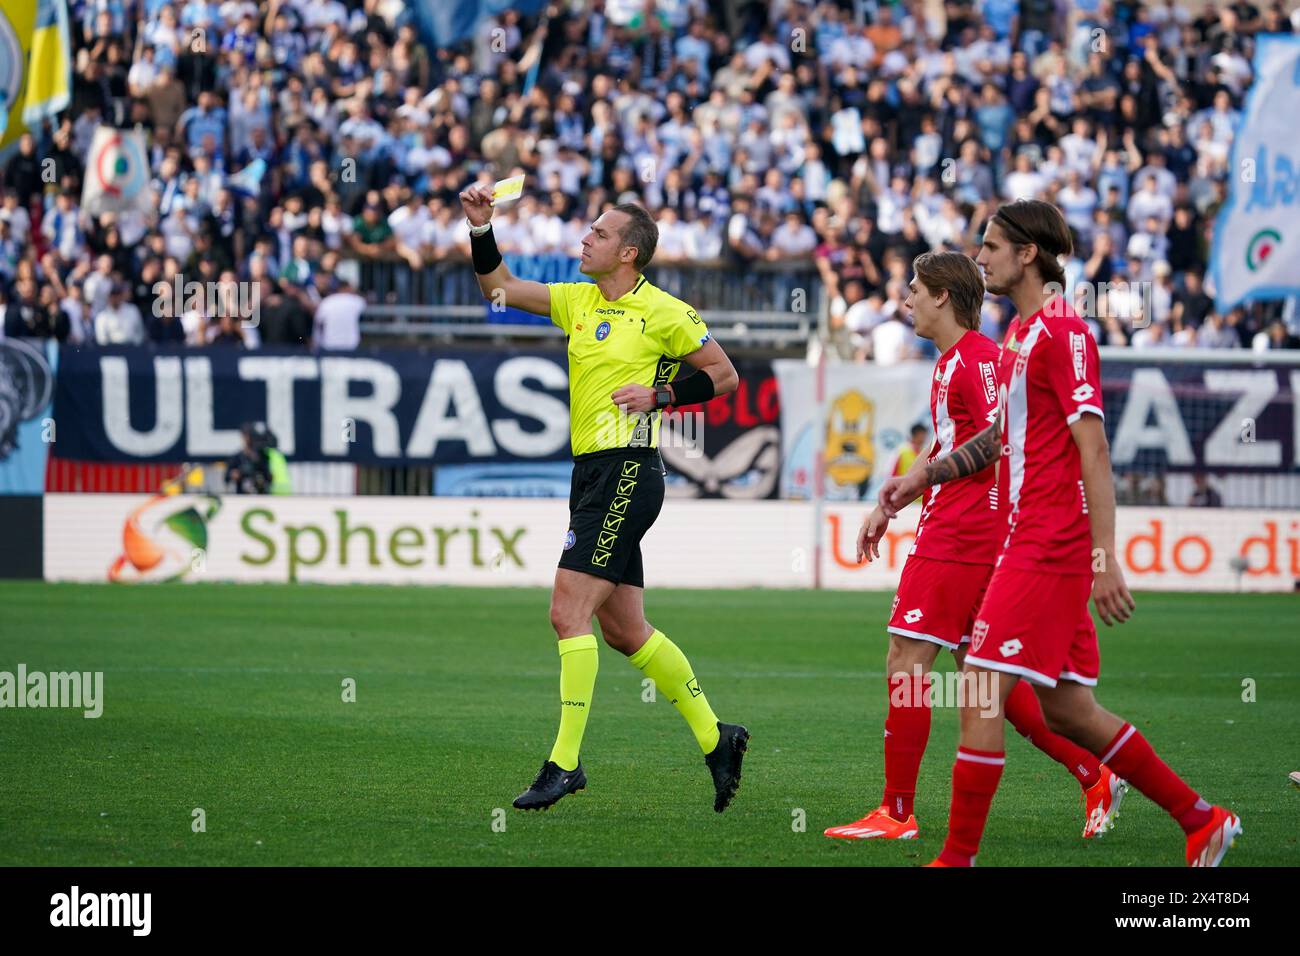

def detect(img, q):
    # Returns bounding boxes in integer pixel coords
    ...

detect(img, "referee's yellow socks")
[629,629,721,753]
[549,634,598,772]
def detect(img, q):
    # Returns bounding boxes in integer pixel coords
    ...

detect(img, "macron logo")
[50,886,151,936]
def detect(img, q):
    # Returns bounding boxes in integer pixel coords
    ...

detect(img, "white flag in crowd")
[1211,35,1300,312]
[80,126,153,217]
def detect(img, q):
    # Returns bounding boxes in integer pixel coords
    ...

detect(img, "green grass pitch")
[1,582,1295,866]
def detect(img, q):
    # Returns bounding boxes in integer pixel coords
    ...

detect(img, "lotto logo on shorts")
[971,619,989,651]
[999,639,1023,658]
[903,608,924,624]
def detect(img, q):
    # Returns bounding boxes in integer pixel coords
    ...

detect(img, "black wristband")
[666,370,715,408]
[470,224,503,274]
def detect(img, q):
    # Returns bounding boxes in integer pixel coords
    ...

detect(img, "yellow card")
[492,174,525,204]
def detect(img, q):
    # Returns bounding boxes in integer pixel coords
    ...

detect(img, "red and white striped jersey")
[909,329,1003,566]
[994,298,1104,575]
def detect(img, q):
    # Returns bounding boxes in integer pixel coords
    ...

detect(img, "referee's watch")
[654,386,674,409]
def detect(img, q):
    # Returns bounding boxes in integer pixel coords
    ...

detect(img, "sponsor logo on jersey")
[979,361,997,404]
[594,307,626,316]
[1070,331,1087,380]
[1071,383,1095,403]
[595,321,611,341]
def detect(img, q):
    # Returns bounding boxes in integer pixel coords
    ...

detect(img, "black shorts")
[557,447,665,588]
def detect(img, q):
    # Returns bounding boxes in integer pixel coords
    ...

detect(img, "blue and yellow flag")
[0,0,72,149]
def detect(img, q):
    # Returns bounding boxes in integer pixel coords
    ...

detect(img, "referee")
[459,184,750,812]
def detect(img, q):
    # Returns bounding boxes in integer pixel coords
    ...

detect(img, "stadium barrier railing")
[358,260,821,348]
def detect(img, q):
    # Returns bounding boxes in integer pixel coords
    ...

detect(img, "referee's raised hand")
[459,183,495,227]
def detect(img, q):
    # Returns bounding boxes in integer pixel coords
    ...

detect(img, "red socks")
[882,671,931,820]
[1004,679,1102,790]
[1099,723,1211,834]
[938,746,1005,867]
[936,720,1210,865]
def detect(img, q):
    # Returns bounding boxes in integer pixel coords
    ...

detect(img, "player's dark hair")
[990,199,1071,289]
[612,202,658,272]
[913,250,985,331]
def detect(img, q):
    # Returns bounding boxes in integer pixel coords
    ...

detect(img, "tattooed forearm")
[922,422,1002,486]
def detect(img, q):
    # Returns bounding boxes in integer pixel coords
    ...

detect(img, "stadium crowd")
[1,0,1299,359]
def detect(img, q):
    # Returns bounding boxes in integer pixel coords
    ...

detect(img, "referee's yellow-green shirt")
[549,275,711,456]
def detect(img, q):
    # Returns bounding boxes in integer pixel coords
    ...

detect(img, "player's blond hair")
[913,251,985,331]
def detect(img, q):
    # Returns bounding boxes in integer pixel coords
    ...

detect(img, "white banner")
[44,494,1300,592]
[1210,34,1300,311]
[774,359,933,501]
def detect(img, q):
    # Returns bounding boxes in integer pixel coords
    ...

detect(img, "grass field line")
[82,665,1300,681]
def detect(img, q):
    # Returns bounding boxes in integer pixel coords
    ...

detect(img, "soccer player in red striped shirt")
[883,201,1240,867]
[825,251,1126,843]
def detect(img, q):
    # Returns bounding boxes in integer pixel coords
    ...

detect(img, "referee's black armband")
[666,370,716,408]
[471,225,503,275]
